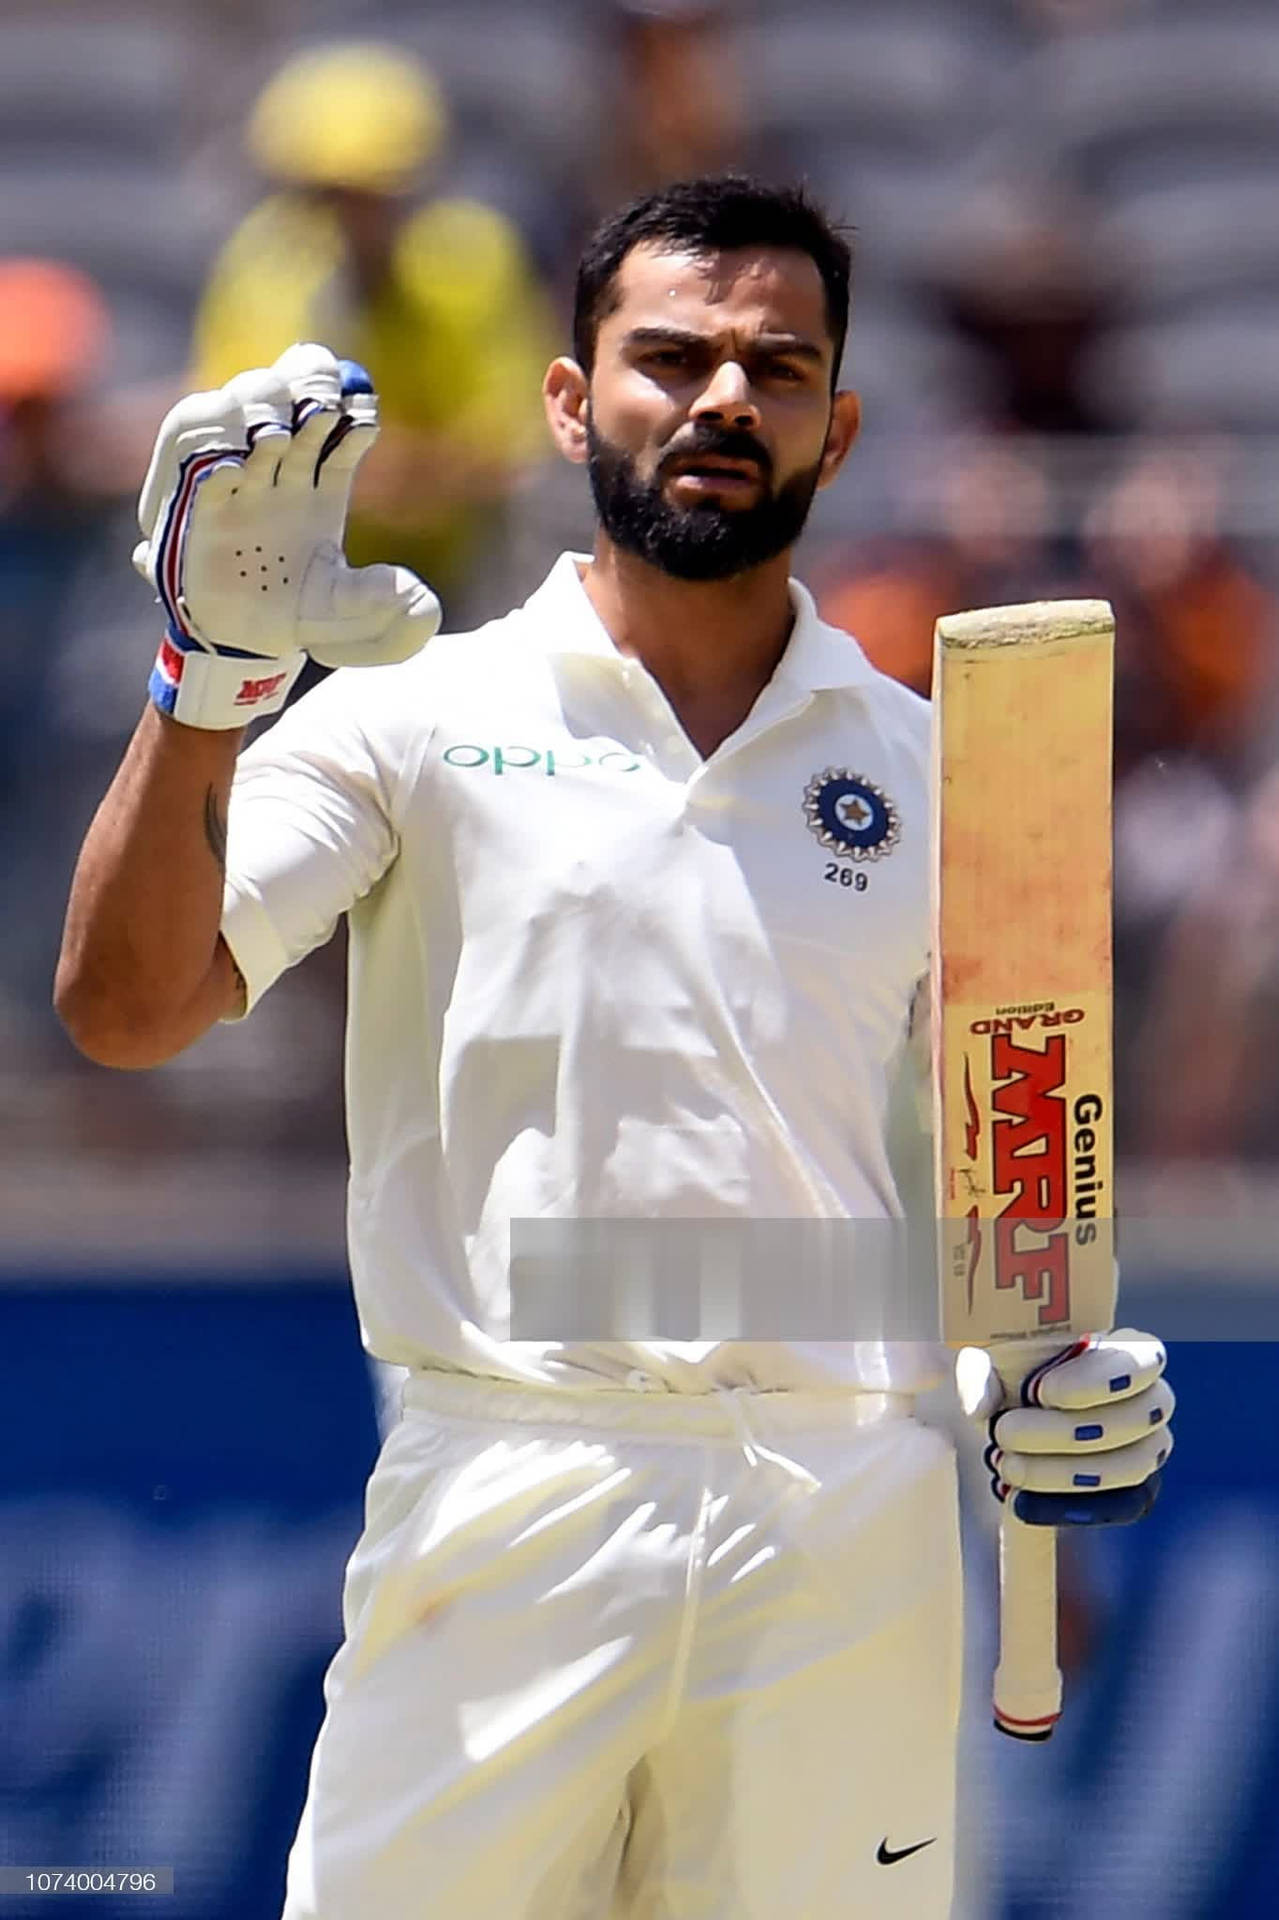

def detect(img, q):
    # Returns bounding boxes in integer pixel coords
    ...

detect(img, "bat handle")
[994,1511,1061,1739]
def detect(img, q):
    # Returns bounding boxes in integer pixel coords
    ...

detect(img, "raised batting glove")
[134,342,441,729]
[958,1330,1174,1527]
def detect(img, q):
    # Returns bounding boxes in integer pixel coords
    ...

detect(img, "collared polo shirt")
[223,553,942,1392]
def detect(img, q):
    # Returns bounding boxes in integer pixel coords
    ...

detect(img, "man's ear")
[543,358,590,466]
[817,388,861,490]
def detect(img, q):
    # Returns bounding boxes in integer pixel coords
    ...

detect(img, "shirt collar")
[523,552,882,693]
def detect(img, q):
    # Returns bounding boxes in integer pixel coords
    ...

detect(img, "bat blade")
[931,599,1116,1740]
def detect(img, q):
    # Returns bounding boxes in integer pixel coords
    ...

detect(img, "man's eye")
[647,350,688,368]
[767,362,805,382]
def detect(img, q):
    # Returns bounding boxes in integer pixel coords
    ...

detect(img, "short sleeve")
[220,672,401,1014]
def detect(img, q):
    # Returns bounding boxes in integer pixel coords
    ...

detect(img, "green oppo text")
[441,745,641,775]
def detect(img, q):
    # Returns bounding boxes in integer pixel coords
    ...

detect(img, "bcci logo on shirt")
[802,769,900,861]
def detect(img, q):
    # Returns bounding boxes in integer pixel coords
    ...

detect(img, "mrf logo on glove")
[150,637,294,718]
[134,344,441,730]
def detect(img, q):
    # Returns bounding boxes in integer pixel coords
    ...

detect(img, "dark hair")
[573,174,853,385]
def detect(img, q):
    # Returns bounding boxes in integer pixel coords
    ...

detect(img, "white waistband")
[401,1367,913,1438]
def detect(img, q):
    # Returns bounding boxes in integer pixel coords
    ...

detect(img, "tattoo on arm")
[203,787,228,869]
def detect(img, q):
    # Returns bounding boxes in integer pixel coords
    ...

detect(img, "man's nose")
[691,360,759,429]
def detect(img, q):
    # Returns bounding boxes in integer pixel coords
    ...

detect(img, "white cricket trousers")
[282,1370,962,1920]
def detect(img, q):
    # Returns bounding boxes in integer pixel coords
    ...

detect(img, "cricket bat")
[931,600,1116,1740]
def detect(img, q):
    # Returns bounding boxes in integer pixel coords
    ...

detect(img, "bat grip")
[994,1512,1060,1739]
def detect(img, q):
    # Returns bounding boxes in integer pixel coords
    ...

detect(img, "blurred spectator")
[1086,445,1277,778]
[919,181,1121,436]
[0,257,112,605]
[817,440,1081,693]
[1122,760,1279,1161]
[598,1,757,201]
[554,0,791,276]
[191,42,557,617]
[0,260,122,1013]
[1088,446,1279,1158]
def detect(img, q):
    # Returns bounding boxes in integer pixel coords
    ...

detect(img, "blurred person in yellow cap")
[191,42,557,614]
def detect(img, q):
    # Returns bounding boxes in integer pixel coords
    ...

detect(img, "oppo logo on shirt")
[441,744,641,776]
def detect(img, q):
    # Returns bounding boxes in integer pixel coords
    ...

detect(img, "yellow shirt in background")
[192,192,557,597]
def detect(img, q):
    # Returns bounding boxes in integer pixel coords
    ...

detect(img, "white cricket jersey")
[222,553,943,1393]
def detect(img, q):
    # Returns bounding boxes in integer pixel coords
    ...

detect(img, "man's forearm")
[58,345,438,1067]
[55,703,246,1066]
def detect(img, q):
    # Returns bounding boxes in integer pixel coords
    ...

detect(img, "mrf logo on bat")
[952,1001,1108,1328]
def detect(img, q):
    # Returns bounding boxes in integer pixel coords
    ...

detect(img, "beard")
[585,413,825,582]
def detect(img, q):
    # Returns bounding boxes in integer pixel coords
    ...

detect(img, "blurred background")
[3,0,1279,1913]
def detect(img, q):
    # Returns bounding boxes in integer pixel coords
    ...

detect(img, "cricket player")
[57,178,1171,1919]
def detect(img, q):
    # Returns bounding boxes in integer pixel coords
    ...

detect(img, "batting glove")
[134,342,441,729]
[958,1330,1174,1527]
